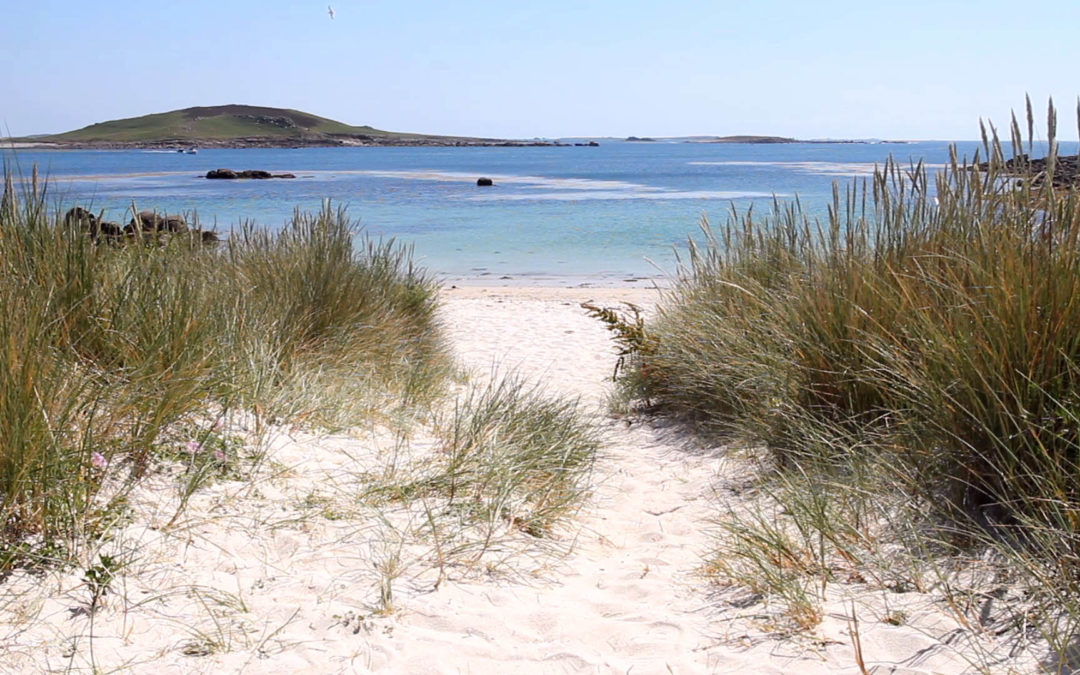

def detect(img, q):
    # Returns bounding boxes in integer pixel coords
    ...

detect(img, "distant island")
[625,135,905,144]
[5,104,567,149]
[626,135,795,143]
[696,135,796,144]
[3,105,904,149]
[684,135,908,144]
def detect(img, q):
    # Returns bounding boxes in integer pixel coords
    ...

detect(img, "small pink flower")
[91,451,108,469]
[185,440,204,454]
[214,448,226,463]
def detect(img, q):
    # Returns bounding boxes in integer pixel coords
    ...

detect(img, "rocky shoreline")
[973,153,1080,189]
[8,136,577,150]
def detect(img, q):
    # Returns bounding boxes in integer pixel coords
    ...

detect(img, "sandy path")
[395,287,984,674]
[367,286,735,673]
[380,287,817,673]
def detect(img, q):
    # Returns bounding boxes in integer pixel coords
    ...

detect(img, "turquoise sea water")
[5,140,1074,284]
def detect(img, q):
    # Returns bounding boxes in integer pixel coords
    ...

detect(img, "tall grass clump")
[377,376,600,543]
[0,172,450,563]
[222,205,450,425]
[613,99,1080,660]
[434,377,599,538]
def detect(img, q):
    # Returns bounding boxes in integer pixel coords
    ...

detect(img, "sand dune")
[0,286,1025,673]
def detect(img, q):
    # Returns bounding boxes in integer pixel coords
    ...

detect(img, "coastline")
[437,272,669,294]
[2,138,577,150]
[440,281,664,308]
[3,136,909,151]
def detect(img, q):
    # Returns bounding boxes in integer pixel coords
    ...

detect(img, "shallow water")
[5,140,1071,283]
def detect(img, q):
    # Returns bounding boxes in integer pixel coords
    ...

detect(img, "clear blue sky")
[2,0,1078,140]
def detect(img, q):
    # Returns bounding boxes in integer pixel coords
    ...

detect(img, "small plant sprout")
[83,554,120,612]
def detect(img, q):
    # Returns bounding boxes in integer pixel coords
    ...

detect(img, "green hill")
[28,104,509,147]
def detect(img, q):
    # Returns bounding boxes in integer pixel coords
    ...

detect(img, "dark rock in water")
[207,168,293,179]
[125,210,188,235]
[65,206,217,246]
[476,177,494,186]
[64,206,99,230]
[64,207,124,241]
[237,170,273,179]
[98,221,124,238]
[972,154,1080,189]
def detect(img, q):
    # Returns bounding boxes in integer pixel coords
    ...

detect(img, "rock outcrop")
[206,169,297,179]
[63,207,124,240]
[476,177,494,187]
[126,211,222,244]
[973,154,1080,189]
[63,207,219,245]
[126,210,188,234]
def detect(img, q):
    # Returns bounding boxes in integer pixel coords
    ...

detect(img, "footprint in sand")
[639,531,664,543]
[540,652,591,669]
[626,621,685,649]
[605,583,652,602]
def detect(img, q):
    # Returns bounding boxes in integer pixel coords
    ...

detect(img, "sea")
[4,140,1072,285]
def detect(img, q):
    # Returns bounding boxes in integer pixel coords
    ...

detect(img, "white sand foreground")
[0,285,1026,673]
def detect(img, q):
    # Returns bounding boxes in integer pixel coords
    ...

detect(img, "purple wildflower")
[91,451,108,469]
[185,440,204,454]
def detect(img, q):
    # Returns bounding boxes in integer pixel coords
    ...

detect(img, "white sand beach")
[0,285,1023,673]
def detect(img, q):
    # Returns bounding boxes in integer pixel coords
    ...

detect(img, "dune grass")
[1,165,600,637]
[363,375,600,578]
[425,376,599,539]
[0,170,452,566]
[601,100,1080,667]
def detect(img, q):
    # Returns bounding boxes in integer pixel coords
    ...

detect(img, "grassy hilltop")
[48,104,385,142]
[21,104,517,148]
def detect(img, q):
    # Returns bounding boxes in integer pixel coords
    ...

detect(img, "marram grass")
[607,99,1080,666]
[369,375,600,541]
[0,174,451,560]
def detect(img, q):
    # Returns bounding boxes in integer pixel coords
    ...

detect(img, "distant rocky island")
[684,135,907,144]
[5,105,900,149]
[626,135,796,143]
[626,135,904,144]
[696,135,797,144]
[7,104,568,149]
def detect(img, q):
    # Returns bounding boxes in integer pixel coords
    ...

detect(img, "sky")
[2,0,1079,141]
